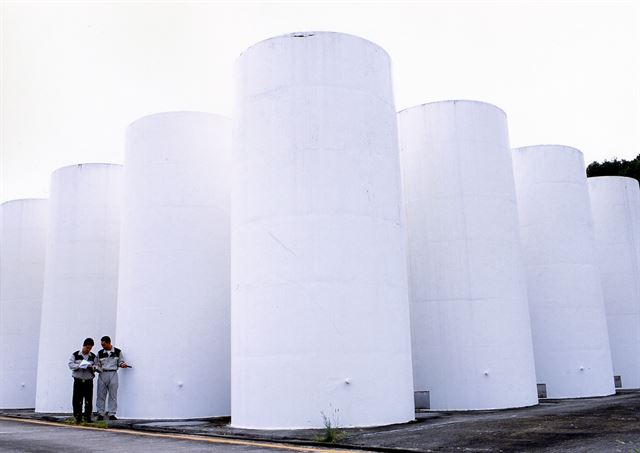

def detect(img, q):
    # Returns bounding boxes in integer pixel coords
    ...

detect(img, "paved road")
[0,418,357,453]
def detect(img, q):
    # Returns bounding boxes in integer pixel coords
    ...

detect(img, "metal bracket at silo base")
[414,391,430,410]
[537,384,547,399]
[614,376,622,388]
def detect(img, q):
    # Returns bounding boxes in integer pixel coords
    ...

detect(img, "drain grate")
[414,391,430,410]
[537,383,547,399]
[614,375,622,388]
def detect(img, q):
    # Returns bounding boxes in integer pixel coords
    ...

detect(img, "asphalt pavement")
[0,417,365,453]
[2,391,640,452]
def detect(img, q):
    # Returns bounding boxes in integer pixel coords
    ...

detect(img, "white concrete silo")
[398,100,538,410]
[115,112,231,419]
[35,163,122,413]
[627,183,640,285]
[233,32,414,429]
[512,145,614,398]
[588,176,640,389]
[0,199,48,408]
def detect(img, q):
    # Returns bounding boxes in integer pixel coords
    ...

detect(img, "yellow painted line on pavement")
[0,416,361,452]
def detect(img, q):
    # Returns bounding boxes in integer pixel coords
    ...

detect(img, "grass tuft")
[313,409,346,443]
[61,417,108,429]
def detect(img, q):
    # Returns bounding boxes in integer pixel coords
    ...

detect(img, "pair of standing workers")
[67,336,127,423]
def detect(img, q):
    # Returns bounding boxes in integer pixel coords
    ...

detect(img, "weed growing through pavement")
[62,417,108,429]
[314,408,346,443]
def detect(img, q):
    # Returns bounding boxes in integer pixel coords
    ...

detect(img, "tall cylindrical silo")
[0,199,48,409]
[398,100,538,410]
[116,112,231,419]
[35,163,122,413]
[512,145,614,398]
[627,183,640,286]
[233,32,414,429]
[588,176,640,389]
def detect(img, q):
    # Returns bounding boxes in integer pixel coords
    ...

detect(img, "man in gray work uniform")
[68,337,96,424]
[95,335,128,420]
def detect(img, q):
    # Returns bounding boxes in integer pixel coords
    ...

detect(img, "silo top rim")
[588,175,640,184]
[127,111,230,131]
[1,197,48,207]
[513,144,583,155]
[52,162,123,176]
[398,100,506,117]
[238,31,390,60]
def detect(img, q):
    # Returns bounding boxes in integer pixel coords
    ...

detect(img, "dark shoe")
[97,415,104,421]
[75,417,82,424]
[84,417,92,423]
[108,415,117,421]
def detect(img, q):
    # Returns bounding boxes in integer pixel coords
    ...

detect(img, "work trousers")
[96,371,119,415]
[72,378,93,420]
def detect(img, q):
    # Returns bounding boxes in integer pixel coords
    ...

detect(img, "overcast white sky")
[1,0,638,202]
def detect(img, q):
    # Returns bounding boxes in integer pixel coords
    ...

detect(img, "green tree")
[586,154,640,184]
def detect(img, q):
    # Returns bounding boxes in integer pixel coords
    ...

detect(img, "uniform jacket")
[96,347,125,372]
[68,351,96,380]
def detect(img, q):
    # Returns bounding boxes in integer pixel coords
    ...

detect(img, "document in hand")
[79,359,92,369]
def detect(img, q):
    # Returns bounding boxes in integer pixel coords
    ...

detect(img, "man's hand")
[119,362,128,368]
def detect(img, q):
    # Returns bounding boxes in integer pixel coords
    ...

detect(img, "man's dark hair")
[83,338,94,346]
[101,336,111,344]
